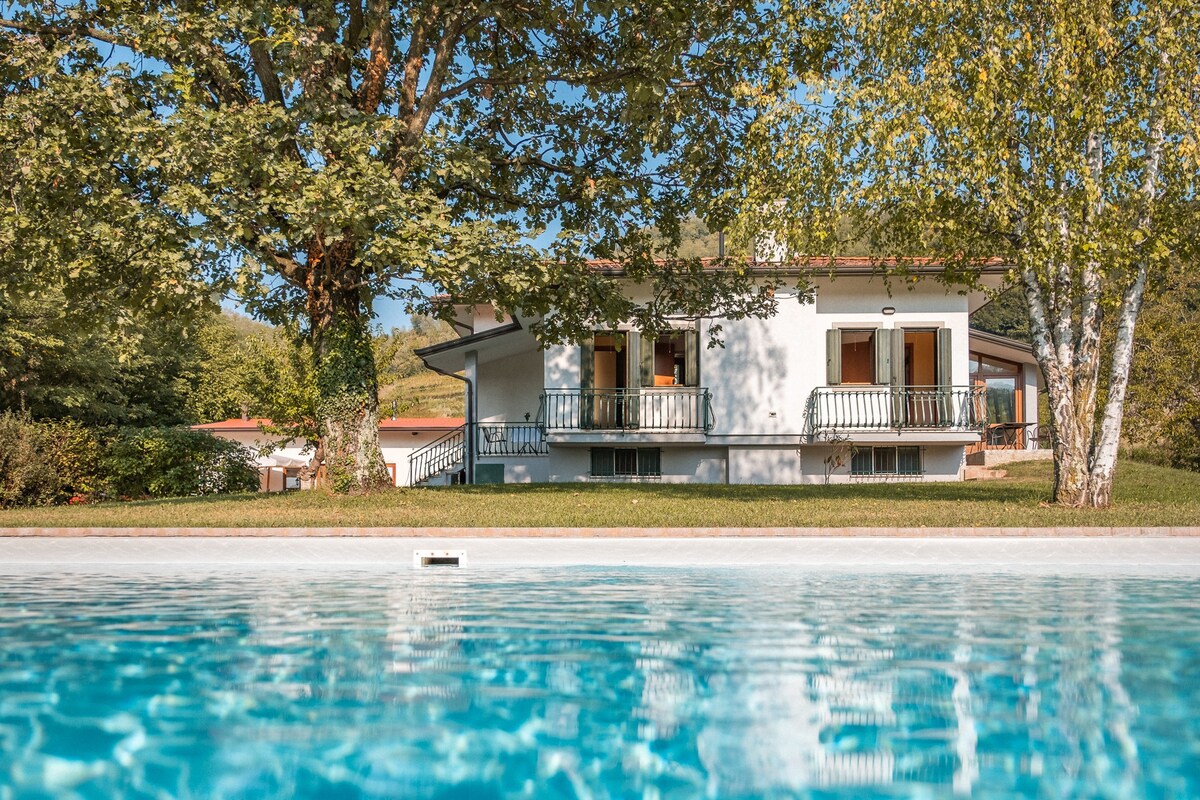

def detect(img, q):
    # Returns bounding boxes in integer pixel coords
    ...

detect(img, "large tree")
[737,0,1199,507]
[2,1,785,491]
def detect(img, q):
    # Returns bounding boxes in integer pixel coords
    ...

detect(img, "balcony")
[806,386,987,437]
[539,388,714,434]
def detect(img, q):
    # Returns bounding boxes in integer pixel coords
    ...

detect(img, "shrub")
[102,427,260,499]
[0,414,59,507]
[38,418,106,501]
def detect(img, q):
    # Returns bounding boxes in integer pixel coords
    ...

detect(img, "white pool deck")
[2,529,1199,570]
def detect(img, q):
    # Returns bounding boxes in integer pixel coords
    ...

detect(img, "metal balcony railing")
[475,422,549,456]
[807,385,987,434]
[538,388,714,433]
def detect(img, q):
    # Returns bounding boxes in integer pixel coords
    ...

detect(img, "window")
[650,331,697,386]
[851,446,922,476]
[840,330,876,384]
[969,353,1022,424]
[591,447,662,478]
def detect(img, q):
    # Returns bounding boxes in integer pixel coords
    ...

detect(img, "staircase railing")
[408,425,466,486]
[409,423,550,486]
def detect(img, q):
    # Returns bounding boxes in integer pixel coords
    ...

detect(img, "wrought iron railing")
[475,422,549,456]
[410,423,550,486]
[807,386,987,434]
[408,426,466,486]
[538,388,714,433]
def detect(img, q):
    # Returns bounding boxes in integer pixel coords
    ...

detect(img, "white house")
[193,416,465,490]
[413,258,1045,485]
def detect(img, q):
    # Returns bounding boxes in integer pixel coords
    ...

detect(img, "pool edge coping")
[3,535,1200,569]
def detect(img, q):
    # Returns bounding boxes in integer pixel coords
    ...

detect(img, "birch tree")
[2,1,784,491]
[737,0,1200,507]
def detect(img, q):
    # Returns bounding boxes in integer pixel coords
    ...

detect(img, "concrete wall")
[540,442,965,485]
[1022,364,1041,446]
[801,443,965,484]
[548,446,726,484]
[476,349,544,422]
[727,446,805,485]
[476,455,551,483]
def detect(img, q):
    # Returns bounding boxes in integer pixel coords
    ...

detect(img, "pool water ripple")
[0,568,1197,799]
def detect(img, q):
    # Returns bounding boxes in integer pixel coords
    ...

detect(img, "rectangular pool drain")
[413,550,467,568]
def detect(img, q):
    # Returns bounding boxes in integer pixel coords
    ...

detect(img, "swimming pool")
[1,567,1197,798]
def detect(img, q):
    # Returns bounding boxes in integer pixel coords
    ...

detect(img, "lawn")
[3,459,1199,530]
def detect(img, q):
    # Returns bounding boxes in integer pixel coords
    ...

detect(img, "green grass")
[3,460,1199,529]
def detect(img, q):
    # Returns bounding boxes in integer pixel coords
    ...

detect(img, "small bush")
[0,414,59,507]
[103,427,259,499]
[38,418,106,501]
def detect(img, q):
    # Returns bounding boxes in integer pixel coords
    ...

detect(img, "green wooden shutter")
[826,329,841,385]
[685,325,700,386]
[936,328,954,425]
[890,329,906,427]
[639,334,655,387]
[580,336,594,389]
[624,331,640,428]
[874,328,892,386]
[580,335,595,430]
[891,330,905,386]
[625,332,640,386]
[937,328,954,385]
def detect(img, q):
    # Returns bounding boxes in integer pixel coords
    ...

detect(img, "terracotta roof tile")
[192,417,465,433]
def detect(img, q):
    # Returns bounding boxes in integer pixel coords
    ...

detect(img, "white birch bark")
[1087,48,1167,506]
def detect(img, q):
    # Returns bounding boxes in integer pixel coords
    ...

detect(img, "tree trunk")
[308,246,391,493]
[1048,397,1094,507]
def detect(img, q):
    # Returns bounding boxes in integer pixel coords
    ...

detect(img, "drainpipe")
[417,355,475,485]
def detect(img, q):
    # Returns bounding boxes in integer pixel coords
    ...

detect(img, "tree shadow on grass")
[97,492,269,510]
[447,476,1051,506]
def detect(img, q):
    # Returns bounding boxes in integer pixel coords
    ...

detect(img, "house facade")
[414,260,1045,486]
[193,417,465,490]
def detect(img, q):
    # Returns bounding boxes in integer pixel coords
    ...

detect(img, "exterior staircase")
[408,425,467,486]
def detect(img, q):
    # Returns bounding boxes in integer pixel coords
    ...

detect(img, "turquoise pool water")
[1,568,1197,799]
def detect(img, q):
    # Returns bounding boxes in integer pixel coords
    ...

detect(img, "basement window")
[591,447,662,479]
[851,446,922,477]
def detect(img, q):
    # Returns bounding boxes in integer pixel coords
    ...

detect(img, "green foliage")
[1126,266,1200,470]
[0,414,59,508]
[102,427,259,499]
[2,2,800,490]
[36,418,106,500]
[185,311,317,430]
[971,290,1032,343]
[0,414,257,505]
[0,290,205,426]
[0,31,212,320]
[376,317,463,417]
[0,414,104,506]
[739,0,1200,505]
